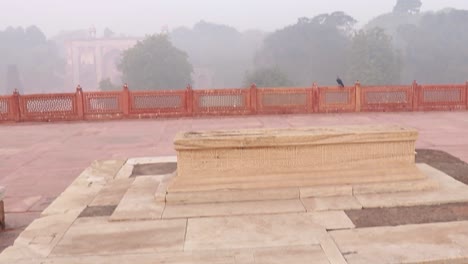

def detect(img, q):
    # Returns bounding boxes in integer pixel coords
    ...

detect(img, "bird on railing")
[336,76,345,88]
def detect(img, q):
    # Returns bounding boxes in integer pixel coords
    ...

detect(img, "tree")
[99,78,120,91]
[5,65,23,93]
[346,28,401,85]
[255,12,355,86]
[393,0,422,14]
[0,26,64,94]
[244,67,293,87]
[397,9,468,83]
[170,21,265,88]
[118,34,193,90]
[103,27,115,38]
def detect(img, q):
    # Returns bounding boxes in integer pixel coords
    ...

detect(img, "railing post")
[312,83,319,113]
[122,83,130,116]
[250,83,257,114]
[412,80,419,112]
[75,85,84,120]
[466,81,468,110]
[186,84,193,116]
[355,81,361,112]
[11,89,21,122]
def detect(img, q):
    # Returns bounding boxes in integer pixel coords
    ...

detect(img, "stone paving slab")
[184,214,327,251]
[13,211,80,257]
[250,245,330,264]
[163,199,306,219]
[331,221,468,264]
[355,164,468,208]
[89,178,133,206]
[44,246,330,264]
[166,187,300,204]
[51,217,187,256]
[110,176,165,221]
[41,160,124,216]
[302,196,363,211]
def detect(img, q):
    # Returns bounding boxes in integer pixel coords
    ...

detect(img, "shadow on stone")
[416,149,468,185]
[78,206,117,218]
[131,163,177,177]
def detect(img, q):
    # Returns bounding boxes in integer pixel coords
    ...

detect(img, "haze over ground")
[2,0,468,36]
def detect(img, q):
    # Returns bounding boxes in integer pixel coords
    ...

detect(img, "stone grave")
[166,125,438,204]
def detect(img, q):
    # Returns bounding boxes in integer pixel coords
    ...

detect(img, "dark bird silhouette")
[336,76,345,88]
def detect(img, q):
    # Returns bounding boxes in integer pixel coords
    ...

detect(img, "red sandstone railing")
[1,81,467,123]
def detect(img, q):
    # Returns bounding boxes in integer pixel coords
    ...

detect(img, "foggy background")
[1,0,468,94]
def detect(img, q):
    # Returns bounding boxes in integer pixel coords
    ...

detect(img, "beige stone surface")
[40,184,100,216]
[74,160,125,185]
[174,125,418,149]
[127,155,177,165]
[331,221,468,264]
[166,188,299,204]
[44,247,330,264]
[13,211,80,257]
[51,217,187,256]
[307,211,355,230]
[41,160,124,216]
[355,164,468,208]
[45,255,236,264]
[89,178,134,206]
[253,245,330,264]
[162,199,305,219]
[184,213,327,251]
[302,196,362,211]
[110,176,164,221]
[114,163,133,179]
[155,174,174,202]
[418,163,466,189]
[352,177,439,195]
[171,125,422,193]
[300,185,352,198]
[170,165,425,193]
[320,236,348,264]
[0,246,44,263]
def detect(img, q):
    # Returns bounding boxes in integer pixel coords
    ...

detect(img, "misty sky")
[2,0,468,37]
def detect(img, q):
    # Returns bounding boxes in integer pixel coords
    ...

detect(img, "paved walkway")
[1,111,468,252]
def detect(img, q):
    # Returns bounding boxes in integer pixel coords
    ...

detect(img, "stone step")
[169,165,425,192]
[110,176,165,221]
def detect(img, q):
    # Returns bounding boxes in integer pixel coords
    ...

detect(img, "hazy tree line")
[0,26,64,94]
[2,0,468,93]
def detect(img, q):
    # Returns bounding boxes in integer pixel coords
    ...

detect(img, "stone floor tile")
[51,217,187,256]
[253,245,329,264]
[114,163,133,179]
[110,176,164,221]
[307,211,355,230]
[355,165,468,208]
[184,213,327,251]
[13,211,80,257]
[127,156,177,165]
[166,188,299,204]
[352,177,439,195]
[331,221,468,264]
[89,178,133,206]
[302,196,362,211]
[0,246,44,264]
[162,199,305,219]
[300,185,352,198]
[319,235,347,264]
[3,196,42,213]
